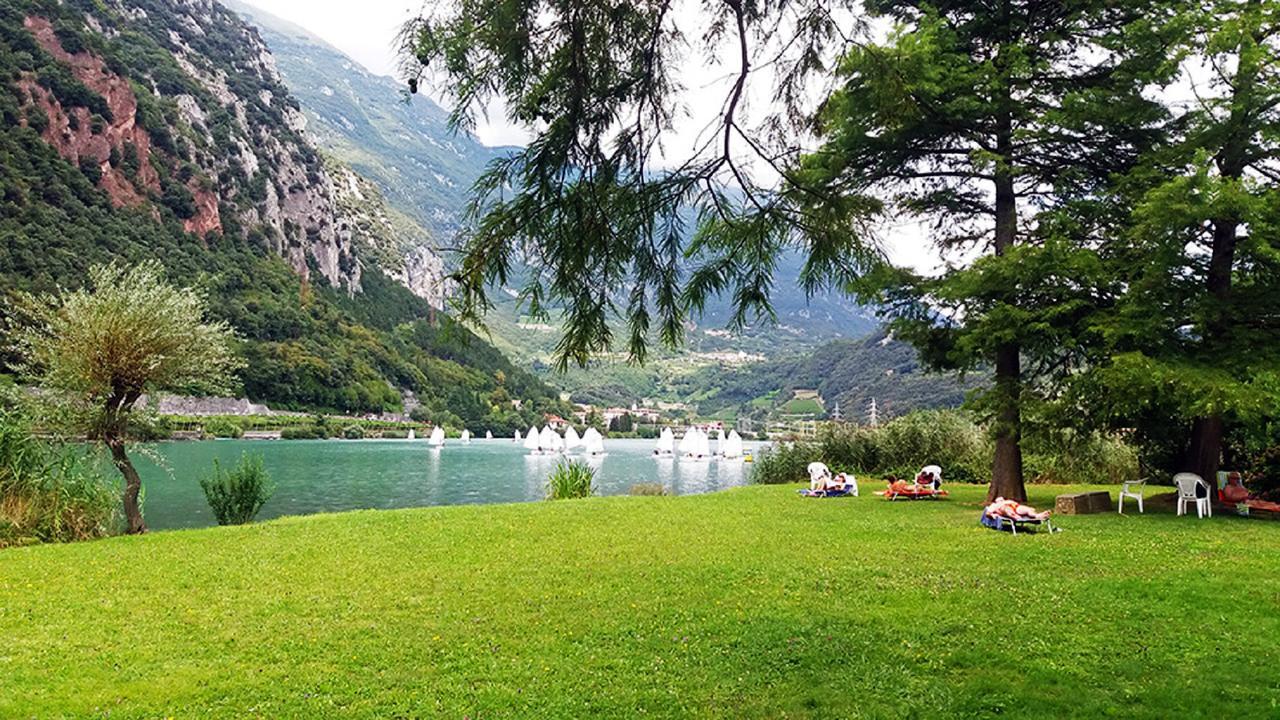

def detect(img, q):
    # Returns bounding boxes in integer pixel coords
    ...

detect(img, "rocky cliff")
[8,0,359,291]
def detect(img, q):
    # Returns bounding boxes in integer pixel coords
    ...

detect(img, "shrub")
[751,440,820,485]
[1247,445,1280,500]
[1023,430,1139,486]
[281,425,327,440]
[629,482,668,496]
[380,428,409,439]
[752,410,1140,486]
[198,453,273,525]
[546,460,595,500]
[0,410,118,547]
[203,417,243,439]
[342,424,365,440]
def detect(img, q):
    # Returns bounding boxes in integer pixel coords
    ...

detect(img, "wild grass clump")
[199,453,274,525]
[546,460,595,500]
[751,408,1136,486]
[342,425,365,440]
[629,482,668,496]
[0,410,118,547]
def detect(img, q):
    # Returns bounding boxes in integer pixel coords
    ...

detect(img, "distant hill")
[0,0,565,429]
[674,332,981,422]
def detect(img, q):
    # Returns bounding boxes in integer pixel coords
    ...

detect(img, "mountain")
[226,3,880,359]
[226,0,509,241]
[0,0,567,429]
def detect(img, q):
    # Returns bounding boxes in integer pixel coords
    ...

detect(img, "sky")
[236,0,945,273]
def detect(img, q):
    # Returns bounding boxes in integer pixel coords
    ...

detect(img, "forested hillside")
[677,332,979,422]
[0,0,566,428]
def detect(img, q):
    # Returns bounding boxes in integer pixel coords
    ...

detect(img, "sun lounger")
[980,511,1055,535]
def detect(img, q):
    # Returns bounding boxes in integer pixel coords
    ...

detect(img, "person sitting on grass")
[985,497,1051,522]
[808,462,833,491]
[1222,472,1250,504]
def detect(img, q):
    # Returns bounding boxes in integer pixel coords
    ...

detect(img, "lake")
[133,438,765,530]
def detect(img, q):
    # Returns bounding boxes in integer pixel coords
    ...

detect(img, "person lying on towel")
[985,497,1051,522]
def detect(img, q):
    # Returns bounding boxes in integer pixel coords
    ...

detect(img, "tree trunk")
[1184,218,1237,481]
[990,342,1026,502]
[106,432,146,534]
[988,89,1025,503]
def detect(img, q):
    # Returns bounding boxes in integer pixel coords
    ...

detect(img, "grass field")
[3,483,1278,718]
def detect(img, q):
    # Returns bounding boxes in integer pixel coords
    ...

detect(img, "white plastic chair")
[1117,478,1147,514]
[807,462,832,491]
[1174,473,1211,519]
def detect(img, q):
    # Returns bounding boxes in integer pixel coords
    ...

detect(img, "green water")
[132,438,762,530]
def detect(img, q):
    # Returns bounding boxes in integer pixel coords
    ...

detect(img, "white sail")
[514,429,522,442]
[564,426,582,449]
[523,426,541,451]
[428,426,445,447]
[655,427,675,455]
[407,428,415,440]
[460,429,472,444]
[583,427,605,455]
[486,430,493,440]
[551,429,566,453]
[723,430,744,459]
[692,428,711,458]
[715,428,725,456]
[677,427,698,455]
[540,426,559,453]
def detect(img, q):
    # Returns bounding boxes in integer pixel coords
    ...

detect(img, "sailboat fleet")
[662,425,744,461]
[415,419,742,463]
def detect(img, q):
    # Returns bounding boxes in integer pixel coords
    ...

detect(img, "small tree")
[11,262,240,533]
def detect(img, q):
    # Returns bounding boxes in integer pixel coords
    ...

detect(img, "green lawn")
[3,484,1277,718]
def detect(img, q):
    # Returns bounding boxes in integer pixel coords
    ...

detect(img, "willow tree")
[400,0,1170,501]
[11,262,240,533]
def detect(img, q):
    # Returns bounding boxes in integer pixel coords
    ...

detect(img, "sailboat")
[723,430,744,459]
[523,426,541,454]
[678,426,698,457]
[564,426,582,451]
[714,428,725,457]
[691,427,711,460]
[541,426,564,454]
[514,429,522,442]
[428,425,445,448]
[582,427,605,456]
[460,429,472,444]
[407,428,416,440]
[654,427,675,457]
[485,430,493,440]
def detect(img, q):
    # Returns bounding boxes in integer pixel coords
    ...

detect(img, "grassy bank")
[3,484,1277,718]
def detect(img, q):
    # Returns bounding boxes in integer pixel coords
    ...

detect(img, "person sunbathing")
[1222,472,1250,504]
[887,477,911,494]
[830,472,854,491]
[985,497,1051,521]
